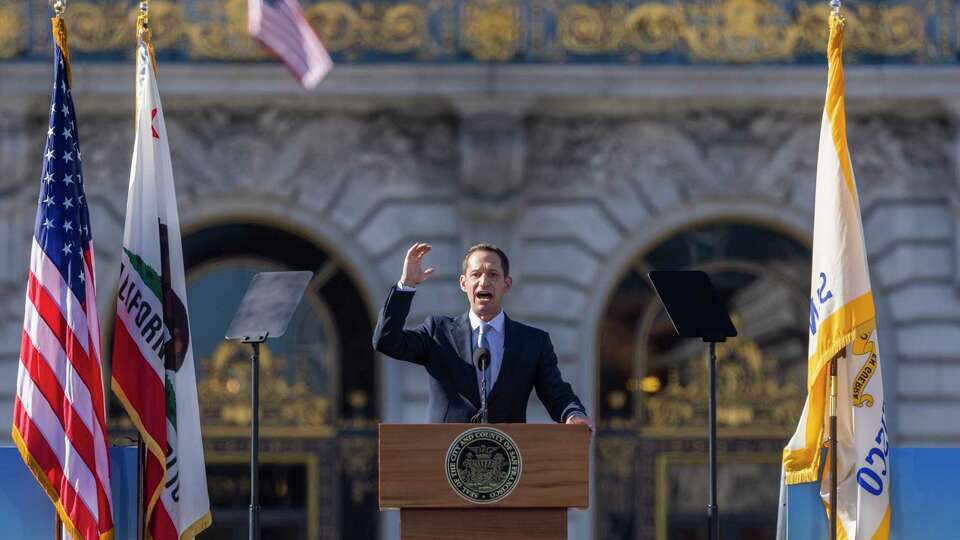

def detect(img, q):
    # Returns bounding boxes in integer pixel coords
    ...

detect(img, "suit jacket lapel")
[487,315,518,403]
[451,313,481,409]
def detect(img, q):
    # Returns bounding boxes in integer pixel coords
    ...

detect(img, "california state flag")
[780,12,890,540]
[111,20,211,539]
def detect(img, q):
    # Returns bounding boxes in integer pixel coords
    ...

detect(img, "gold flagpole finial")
[51,0,65,16]
[137,0,152,43]
[830,0,841,13]
[138,0,149,30]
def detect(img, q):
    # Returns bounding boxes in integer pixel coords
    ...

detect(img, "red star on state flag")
[151,107,160,139]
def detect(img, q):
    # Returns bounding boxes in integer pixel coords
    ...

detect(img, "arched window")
[110,223,378,540]
[595,221,810,540]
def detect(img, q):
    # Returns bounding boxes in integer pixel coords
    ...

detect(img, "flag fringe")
[825,12,856,201]
[179,511,213,540]
[12,424,116,540]
[50,17,72,86]
[110,377,167,538]
[783,328,856,485]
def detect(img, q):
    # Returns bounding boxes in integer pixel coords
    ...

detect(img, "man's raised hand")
[400,242,436,288]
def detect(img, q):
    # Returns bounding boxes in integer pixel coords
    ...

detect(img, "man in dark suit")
[372,242,594,430]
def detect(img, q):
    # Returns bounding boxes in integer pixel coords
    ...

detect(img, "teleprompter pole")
[707,340,719,540]
[647,271,737,540]
[224,271,313,540]
[249,341,261,540]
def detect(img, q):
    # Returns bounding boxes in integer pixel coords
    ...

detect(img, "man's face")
[460,250,512,321]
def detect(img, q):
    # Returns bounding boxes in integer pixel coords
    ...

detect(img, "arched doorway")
[594,221,810,540]
[110,222,379,540]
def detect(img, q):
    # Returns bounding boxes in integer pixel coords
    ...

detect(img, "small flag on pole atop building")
[780,11,891,540]
[248,0,333,88]
[110,16,211,539]
[12,14,114,540]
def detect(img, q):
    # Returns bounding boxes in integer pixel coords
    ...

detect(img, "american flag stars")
[35,49,94,304]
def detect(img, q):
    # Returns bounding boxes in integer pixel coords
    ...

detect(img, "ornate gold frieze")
[462,0,521,60]
[640,326,804,430]
[0,0,940,62]
[557,0,926,60]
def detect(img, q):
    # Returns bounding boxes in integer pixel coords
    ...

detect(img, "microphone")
[473,347,490,371]
[472,347,490,423]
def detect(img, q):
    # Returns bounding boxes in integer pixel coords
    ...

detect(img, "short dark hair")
[462,243,510,277]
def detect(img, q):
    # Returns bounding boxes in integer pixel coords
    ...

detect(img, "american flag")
[12,19,114,540]
[248,0,333,88]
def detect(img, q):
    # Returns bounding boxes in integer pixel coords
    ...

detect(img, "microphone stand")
[479,368,488,424]
[472,347,490,424]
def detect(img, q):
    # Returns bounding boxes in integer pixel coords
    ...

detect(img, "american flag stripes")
[248,0,333,88]
[12,17,114,540]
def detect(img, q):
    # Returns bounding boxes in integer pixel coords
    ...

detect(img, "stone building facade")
[2,0,960,537]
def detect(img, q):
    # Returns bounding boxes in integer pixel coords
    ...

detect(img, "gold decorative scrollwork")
[382,4,428,52]
[624,4,682,52]
[681,0,801,62]
[307,1,426,53]
[556,0,925,61]
[0,1,23,58]
[2,0,932,62]
[462,0,521,61]
[185,0,265,59]
[66,1,130,52]
[845,4,924,55]
[559,4,614,53]
[309,2,364,50]
[198,340,331,429]
[641,324,804,430]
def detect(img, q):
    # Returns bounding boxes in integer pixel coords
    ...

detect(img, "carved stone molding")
[160,109,457,205]
[527,111,958,213]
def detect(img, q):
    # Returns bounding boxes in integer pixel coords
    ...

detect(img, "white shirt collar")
[469,309,505,334]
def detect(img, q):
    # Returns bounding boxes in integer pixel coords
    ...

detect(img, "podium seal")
[445,427,523,503]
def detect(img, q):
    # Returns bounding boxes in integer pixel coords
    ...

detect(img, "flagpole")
[49,2,69,539]
[829,354,838,540]
[137,435,145,540]
[826,0,842,536]
[132,7,150,540]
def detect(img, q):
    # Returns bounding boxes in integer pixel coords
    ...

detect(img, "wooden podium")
[379,423,589,540]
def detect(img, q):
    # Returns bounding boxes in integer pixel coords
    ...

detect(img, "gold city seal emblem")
[445,427,522,503]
